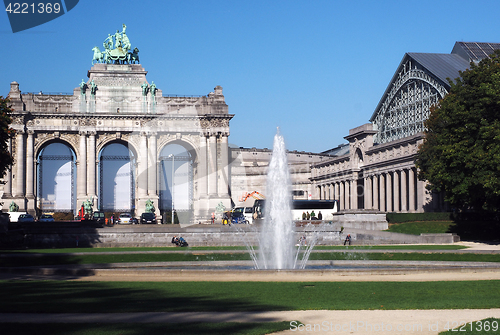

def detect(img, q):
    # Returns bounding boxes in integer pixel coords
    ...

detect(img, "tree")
[415,50,500,213]
[0,96,14,179]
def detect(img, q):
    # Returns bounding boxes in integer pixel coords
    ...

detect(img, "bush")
[386,212,452,223]
[52,212,74,221]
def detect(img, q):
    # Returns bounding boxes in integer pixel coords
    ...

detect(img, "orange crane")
[239,191,265,202]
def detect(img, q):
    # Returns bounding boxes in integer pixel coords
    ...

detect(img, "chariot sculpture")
[92,24,140,65]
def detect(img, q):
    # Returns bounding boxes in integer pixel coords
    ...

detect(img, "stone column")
[148,132,157,197]
[339,181,345,210]
[346,181,350,209]
[207,134,217,195]
[350,179,358,210]
[386,172,392,212]
[25,130,34,198]
[364,175,372,210]
[417,178,431,212]
[401,169,407,212]
[408,168,415,212]
[335,182,340,203]
[14,130,25,198]
[372,175,379,210]
[217,134,229,197]
[198,134,208,198]
[77,131,87,203]
[379,173,386,212]
[393,170,400,212]
[138,132,148,198]
[87,131,96,202]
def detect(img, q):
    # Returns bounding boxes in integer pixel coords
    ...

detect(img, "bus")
[253,199,338,221]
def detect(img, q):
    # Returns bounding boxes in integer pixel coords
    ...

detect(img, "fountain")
[240,129,316,269]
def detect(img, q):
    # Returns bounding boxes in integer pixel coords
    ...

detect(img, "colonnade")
[3,128,231,217]
[317,167,427,213]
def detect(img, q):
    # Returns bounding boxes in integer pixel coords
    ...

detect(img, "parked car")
[93,211,105,224]
[18,214,35,223]
[117,213,134,224]
[231,211,248,224]
[233,207,254,223]
[140,212,156,224]
[38,214,55,222]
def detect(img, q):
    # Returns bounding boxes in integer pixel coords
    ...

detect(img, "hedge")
[386,212,453,223]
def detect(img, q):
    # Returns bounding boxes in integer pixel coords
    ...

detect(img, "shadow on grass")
[0,281,288,313]
[0,322,292,335]
[448,213,500,243]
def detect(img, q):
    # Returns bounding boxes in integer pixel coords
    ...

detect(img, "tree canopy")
[415,50,500,213]
[0,96,14,179]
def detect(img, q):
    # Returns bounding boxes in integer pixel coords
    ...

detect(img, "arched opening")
[98,142,136,213]
[159,143,194,224]
[355,148,363,169]
[37,142,76,214]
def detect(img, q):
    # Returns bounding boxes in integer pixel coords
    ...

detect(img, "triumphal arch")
[3,25,233,222]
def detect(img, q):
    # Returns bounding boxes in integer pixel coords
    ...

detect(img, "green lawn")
[1,281,499,312]
[1,250,499,267]
[0,322,292,335]
[386,221,455,235]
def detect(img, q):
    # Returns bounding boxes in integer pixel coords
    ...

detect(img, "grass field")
[1,281,499,312]
[0,322,292,335]
[1,249,498,267]
[386,221,455,235]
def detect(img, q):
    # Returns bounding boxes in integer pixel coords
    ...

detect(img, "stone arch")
[158,140,196,222]
[354,148,364,169]
[96,136,139,159]
[35,137,77,160]
[156,136,199,162]
[98,140,137,212]
[36,140,77,213]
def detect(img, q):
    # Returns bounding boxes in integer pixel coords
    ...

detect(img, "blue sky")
[2,0,500,153]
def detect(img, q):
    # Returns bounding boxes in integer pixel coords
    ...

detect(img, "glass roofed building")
[311,42,500,213]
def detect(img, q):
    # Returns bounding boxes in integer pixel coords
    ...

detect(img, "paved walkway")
[1,310,499,335]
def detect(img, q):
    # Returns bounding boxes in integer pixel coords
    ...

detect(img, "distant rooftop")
[452,42,500,62]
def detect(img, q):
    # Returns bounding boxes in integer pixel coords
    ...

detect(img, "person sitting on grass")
[344,234,352,246]
[171,236,179,246]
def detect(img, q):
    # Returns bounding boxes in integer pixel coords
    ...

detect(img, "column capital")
[79,130,88,136]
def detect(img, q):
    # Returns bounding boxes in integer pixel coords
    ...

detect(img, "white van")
[6,212,27,223]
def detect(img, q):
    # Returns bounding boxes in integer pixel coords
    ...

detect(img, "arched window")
[37,142,76,213]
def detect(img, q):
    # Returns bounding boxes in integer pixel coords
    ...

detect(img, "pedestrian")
[344,234,352,246]
[302,212,306,220]
[306,211,310,220]
[211,212,215,224]
[318,211,323,220]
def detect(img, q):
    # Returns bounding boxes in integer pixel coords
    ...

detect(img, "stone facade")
[309,42,500,213]
[3,64,233,222]
[229,147,330,208]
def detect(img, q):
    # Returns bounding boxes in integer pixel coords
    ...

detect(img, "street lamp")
[168,154,174,224]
